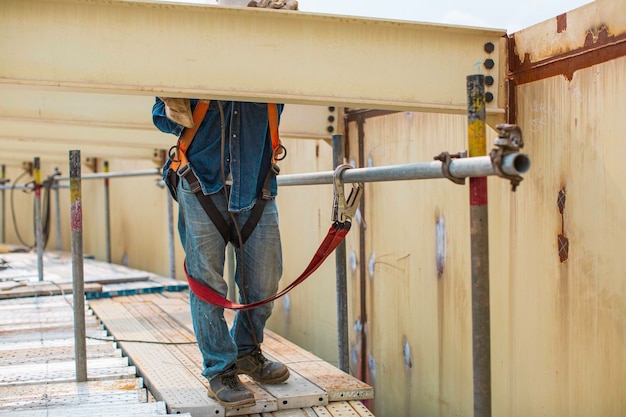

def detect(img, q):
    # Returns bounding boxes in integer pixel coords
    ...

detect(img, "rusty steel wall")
[325,2,626,417]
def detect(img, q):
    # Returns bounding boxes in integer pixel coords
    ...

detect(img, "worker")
[152,1,298,408]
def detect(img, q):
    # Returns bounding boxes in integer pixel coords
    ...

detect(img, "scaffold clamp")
[490,124,524,191]
[434,151,468,185]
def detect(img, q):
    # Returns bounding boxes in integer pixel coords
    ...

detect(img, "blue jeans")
[177,177,283,380]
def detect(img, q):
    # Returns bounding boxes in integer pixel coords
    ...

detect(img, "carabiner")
[332,164,363,224]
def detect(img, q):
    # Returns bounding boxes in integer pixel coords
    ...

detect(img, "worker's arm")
[152,97,186,136]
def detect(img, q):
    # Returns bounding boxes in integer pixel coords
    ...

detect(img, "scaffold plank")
[0,357,136,386]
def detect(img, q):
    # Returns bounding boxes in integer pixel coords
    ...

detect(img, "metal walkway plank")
[3,401,172,417]
[0,343,121,366]
[0,377,144,403]
[0,282,103,299]
[0,333,109,351]
[87,299,222,416]
[0,327,108,345]
[1,389,148,412]
[0,357,136,386]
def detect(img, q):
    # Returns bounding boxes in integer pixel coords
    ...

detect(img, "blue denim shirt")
[153,99,282,212]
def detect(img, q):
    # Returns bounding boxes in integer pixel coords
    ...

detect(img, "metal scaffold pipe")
[55,168,160,181]
[103,161,111,263]
[0,183,68,191]
[33,157,44,282]
[467,74,491,417]
[332,134,350,374]
[1,164,6,243]
[277,153,529,187]
[69,150,88,383]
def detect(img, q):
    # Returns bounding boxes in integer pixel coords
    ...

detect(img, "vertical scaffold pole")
[166,189,176,279]
[55,174,62,251]
[333,134,349,373]
[33,157,44,282]
[1,164,6,243]
[104,161,111,263]
[70,150,88,382]
[467,74,492,417]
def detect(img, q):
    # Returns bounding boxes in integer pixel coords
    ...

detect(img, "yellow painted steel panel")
[0,0,505,114]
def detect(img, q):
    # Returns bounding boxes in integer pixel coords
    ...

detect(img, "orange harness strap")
[170,100,211,172]
[267,103,283,163]
[171,101,281,172]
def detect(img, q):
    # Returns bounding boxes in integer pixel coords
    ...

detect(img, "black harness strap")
[179,164,277,248]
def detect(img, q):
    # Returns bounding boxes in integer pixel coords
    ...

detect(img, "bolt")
[328,106,336,112]
[484,59,495,70]
[484,42,495,54]
[328,115,335,123]
[485,75,494,86]
[327,126,334,133]
[485,92,494,103]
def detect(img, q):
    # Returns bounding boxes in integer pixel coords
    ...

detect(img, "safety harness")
[170,101,285,247]
[169,100,361,310]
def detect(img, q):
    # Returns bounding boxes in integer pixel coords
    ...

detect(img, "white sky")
[296,0,593,33]
[192,0,594,33]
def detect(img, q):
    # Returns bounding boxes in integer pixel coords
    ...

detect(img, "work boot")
[247,0,298,10]
[208,369,256,407]
[236,348,290,384]
[158,97,194,129]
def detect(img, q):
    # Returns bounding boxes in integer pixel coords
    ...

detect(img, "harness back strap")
[170,101,210,173]
[184,222,351,310]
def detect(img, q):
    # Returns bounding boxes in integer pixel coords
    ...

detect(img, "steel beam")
[0,0,506,114]
[0,139,161,165]
[0,85,339,164]
[0,87,338,140]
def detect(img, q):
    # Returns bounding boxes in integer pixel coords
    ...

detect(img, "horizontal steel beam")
[0,119,167,149]
[0,87,338,140]
[0,139,162,166]
[0,85,339,164]
[0,0,506,114]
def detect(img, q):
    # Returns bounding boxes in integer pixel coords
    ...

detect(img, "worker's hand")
[247,0,298,10]
[158,97,194,129]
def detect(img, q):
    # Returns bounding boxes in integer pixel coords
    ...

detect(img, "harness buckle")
[177,163,202,194]
[332,164,362,224]
[177,162,192,178]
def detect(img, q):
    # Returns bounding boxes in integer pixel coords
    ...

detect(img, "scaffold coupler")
[434,151,468,185]
[490,124,524,191]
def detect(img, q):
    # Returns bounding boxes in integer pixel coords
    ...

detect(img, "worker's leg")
[231,199,289,383]
[178,183,256,405]
[231,199,282,351]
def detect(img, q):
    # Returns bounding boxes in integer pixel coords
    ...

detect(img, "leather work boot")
[236,348,290,384]
[208,370,256,407]
[158,97,194,129]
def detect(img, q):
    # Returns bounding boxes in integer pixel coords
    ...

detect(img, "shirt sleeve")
[152,97,185,137]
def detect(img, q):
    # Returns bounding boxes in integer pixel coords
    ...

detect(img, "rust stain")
[558,234,569,263]
[556,13,567,34]
[557,188,568,263]
[508,27,626,85]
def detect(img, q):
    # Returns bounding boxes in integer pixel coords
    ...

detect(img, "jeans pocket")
[165,169,179,202]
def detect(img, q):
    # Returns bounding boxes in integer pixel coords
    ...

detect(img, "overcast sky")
[200,0,593,33]
[296,0,593,33]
